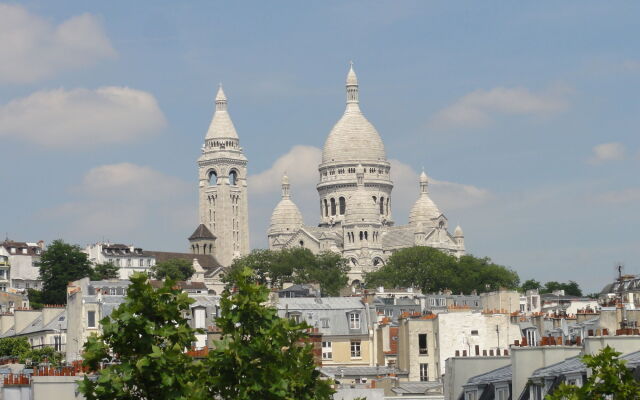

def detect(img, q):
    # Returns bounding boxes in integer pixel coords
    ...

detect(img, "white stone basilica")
[267,65,465,283]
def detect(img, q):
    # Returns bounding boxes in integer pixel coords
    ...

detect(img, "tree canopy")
[150,258,195,281]
[547,346,640,399]
[80,273,205,400]
[520,279,583,296]
[226,248,349,296]
[38,239,94,305]
[80,269,334,400]
[90,262,120,280]
[205,267,334,399]
[365,246,519,294]
[0,337,63,365]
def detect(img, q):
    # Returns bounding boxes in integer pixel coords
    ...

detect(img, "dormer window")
[349,312,360,329]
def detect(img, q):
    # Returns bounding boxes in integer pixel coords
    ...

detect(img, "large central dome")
[321,65,386,164]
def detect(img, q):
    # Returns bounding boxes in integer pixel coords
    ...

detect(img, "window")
[127,259,132,267]
[87,311,96,328]
[420,363,428,381]
[109,288,116,295]
[289,313,301,323]
[330,198,336,216]
[379,197,385,215]
[208,170,217,186]
[349,313,360,329]
[339,197,346,215]
[322,341,332,359]
[229,170,238,185]
[350,340,361,358]
[53,335,62,352]
[321,318,330,328]
[418,333,428,354]
[324,199,328,217]
[465,390,477,400]
[495,387,509,400]
[470,330,479,336]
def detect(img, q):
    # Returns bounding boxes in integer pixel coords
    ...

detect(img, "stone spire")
[215,84,227,111]
[206,84,238,139]
[346,62,359,110]
[281,173,290,198]
[419,170,429,194]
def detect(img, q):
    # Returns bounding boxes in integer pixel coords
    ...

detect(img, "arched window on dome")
[386,198,390,215]
[359,231,363,241]
[229,170,238,186]
[299,240,304,247]
[208,170,217,186]
[373,257,384,267]
[372,196,377,204]
[439,220,445,229]
[379,197,385,215]
[330,198,336,216]
[324,199,329,217]
[364,231,368,240]
[339,197,346,215]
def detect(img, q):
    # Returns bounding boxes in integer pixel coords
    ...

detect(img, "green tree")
[80,273,205,400]
[546,346,640,399]
[365,246,519,294]
[542,281,582,297]
[521,279,542,292]
[0,337,31,358]
[302,252,349,296]
[38,239,93,305]
[150,258,195,281]
[90,262,120,280]
[27,288,44,309]
[204,267,334,399]
[227,248,349,296]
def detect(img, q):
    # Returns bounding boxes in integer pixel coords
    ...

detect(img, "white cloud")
[0,87,167,147]
[588,142,627,164]
[0,4,116,83]
[46,163,195,242]
[249,145,322,194]
[428,86,569,130]
[595,188,640,204]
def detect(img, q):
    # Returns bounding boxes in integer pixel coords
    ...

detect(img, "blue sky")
[1,1,639,293]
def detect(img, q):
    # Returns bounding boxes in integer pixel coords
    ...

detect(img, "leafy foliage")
[0,337,62,365]
[90,262,120,280]
[150,258,195,281]
[27,288,44,309]
[38,239,93,305]
[204,267,334,399]
[541,281,582,297]
[365,246,519,294]
[546,346,640,399]
[80,273,205,400]
[0,337,31,358]
[521,279,543,292]
[226,248,349,296]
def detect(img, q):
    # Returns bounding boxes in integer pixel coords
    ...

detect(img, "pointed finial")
[345,62,359,107]
[281,172,290,198]
[419,171,428,193]
[215,84,227,111]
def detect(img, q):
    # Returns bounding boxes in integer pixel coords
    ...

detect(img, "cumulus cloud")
[0,4,116,84]
[0,87,167,147]
[428,86,569,130]
[588,142,627,164]
[595,188,640,204]
[46,163,195,242]
[249,145,322,194]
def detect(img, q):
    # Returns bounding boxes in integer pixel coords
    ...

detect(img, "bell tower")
[196,85,250,266]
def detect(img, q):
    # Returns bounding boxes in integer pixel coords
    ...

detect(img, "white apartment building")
[84,242,155,279]
[0,240,45,291]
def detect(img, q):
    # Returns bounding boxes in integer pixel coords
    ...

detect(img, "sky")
[1,1,639,293]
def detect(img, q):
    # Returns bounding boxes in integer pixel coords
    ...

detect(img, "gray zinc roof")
[530,356,585,379]
[465,365,512,386]
[391,381,442,395]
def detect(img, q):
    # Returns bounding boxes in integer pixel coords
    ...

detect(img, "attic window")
[471,330,479,336]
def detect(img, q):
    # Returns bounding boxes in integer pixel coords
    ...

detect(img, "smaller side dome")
[409,171,443,227]
[269,174,303,234]
[454,225,464,237]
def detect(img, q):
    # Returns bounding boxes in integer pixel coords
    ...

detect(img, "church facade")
[267,65,465,283]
